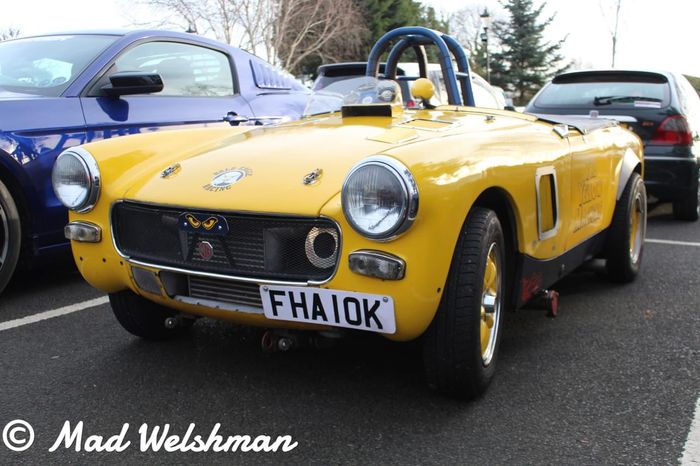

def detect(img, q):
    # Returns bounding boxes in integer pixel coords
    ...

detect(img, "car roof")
[12,30,236,51]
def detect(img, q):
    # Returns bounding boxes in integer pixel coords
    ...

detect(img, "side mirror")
[101,72,164,97]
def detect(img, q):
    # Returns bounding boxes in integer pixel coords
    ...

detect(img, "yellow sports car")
[52,28,646,399]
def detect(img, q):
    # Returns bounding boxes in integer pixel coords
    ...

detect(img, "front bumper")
[70,197,458,342]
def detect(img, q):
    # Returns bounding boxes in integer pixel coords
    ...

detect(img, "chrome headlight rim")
[341,155,419,241]
[52,147,101,213]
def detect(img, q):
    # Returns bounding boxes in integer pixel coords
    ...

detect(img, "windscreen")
[534,72,671,109]
[0,34,118,97]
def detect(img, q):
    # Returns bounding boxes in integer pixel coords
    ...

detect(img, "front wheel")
[109,291,192,340]
[0,179,21,295]
[423,208,506,400]
[606,172,647,282]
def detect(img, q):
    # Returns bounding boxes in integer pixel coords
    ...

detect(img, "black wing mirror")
[101,71,164,97]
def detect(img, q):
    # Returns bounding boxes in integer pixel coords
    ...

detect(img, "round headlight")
[341,156,418,240]
[52,147,100,212]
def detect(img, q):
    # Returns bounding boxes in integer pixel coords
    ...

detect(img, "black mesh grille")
[112,202,340,282]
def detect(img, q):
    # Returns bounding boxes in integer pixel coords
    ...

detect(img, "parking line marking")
[646,238,700,247]
[0,296,109,332]
[681,396,700,465]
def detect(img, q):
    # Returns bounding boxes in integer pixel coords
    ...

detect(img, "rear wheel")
[672,172,699,221]
[0,179,21,295]
[109,290,192,340]
[606,172,646,282]
[423,208,505,399]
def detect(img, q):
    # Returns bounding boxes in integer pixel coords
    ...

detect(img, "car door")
[564,128,617,250]
[79,40,254,142]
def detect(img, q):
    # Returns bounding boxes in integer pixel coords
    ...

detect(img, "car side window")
[95,41,236,97]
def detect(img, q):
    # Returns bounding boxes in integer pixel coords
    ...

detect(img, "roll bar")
[366,26,475,107]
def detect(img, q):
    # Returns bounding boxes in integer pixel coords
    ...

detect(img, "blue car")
[0,30,310,293]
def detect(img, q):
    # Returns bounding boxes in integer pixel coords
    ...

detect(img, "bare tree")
[133,0,365,74]
[273,0,364,73]
[600,0,622,67]
[448,6,502,77]
[449,6,487,56]
[131,0,237,44]
[0,27,21,41]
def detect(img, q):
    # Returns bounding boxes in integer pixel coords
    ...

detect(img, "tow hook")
[261,329,343,352]
[524,289,560,317]
[261,330,299,352]
[163,314,194,329]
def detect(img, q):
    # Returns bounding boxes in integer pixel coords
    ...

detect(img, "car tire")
[423,207,506,400]
[606,172,647,283]
[109,290,192,340]
[671,180,699,221]
[0,179,21,295]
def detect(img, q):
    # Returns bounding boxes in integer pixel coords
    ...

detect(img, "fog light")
[64,221,102,243]
[131,266,163,296]
[348,250,405,280]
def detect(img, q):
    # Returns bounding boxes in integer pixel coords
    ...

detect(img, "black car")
[526,70,700,220]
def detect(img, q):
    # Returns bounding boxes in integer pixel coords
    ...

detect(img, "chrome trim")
[534,166,560,241]
[643,156,699,162]
[341,155,419,242]
[53,147,101,213]
[552,124,569,138]
[109,200,343,286]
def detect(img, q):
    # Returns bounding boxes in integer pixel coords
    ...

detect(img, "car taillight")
[649,115,692,145]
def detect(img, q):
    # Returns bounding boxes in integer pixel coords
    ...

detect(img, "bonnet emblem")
[203,167,252,192]
[302,168,323,185]
[160,163,181,179]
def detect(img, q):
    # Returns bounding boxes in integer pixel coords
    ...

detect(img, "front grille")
[188,275,263,309]
[113,202,340,282]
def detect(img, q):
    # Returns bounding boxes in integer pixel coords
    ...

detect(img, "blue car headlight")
[52,147,101,212]
[341,155,418,240]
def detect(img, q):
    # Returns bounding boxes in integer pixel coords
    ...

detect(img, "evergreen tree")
[357,0,449,58]
[489,0,569,105]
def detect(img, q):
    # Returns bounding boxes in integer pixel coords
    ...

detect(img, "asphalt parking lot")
[0,205,698,465]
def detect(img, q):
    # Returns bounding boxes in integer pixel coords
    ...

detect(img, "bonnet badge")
[302,168,323,185]
[160,163,181,179]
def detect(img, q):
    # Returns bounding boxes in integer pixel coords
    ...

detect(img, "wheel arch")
[617,147,643,200]
[0,151,35,260]
[471,187,520,309]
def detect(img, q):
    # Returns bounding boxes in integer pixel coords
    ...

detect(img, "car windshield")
[0,34,118,97]
[534,74,671,109]
[303,76,402,117]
